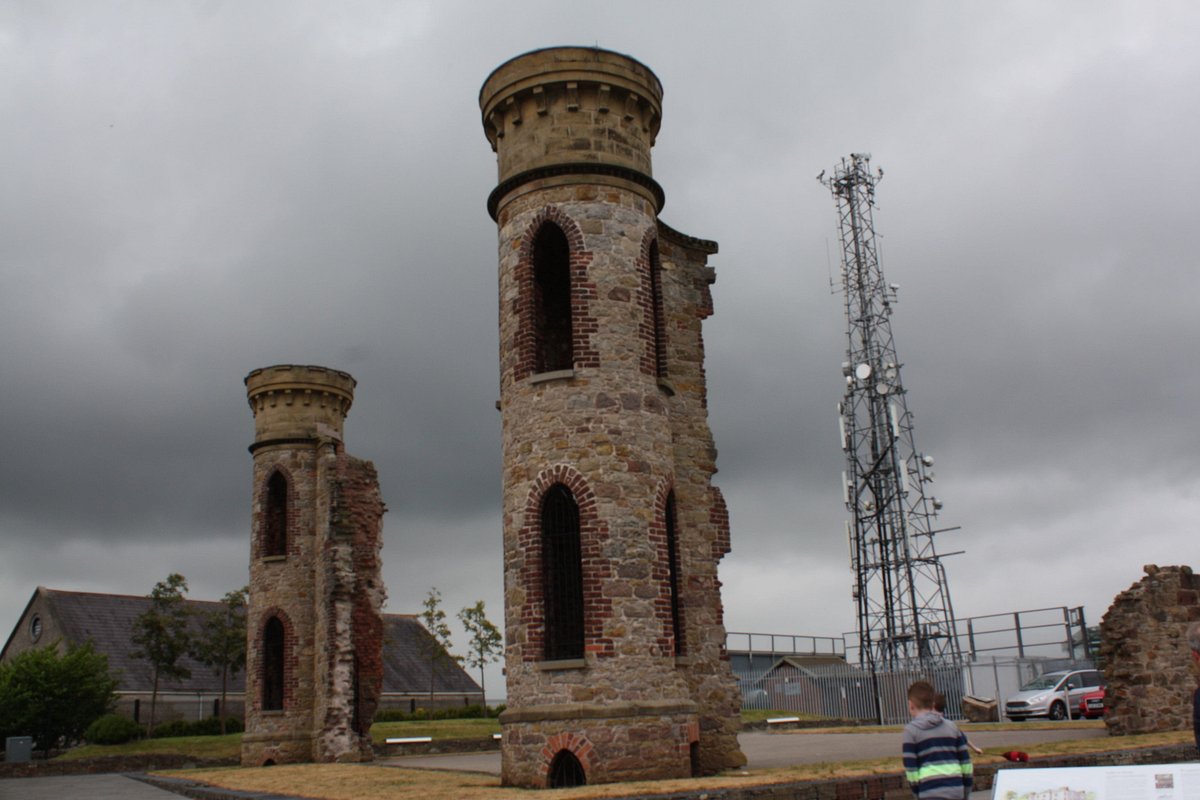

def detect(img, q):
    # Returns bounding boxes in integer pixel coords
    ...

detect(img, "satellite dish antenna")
[876,382,890,395]
[855,363,872,380]
[885,364,898,380]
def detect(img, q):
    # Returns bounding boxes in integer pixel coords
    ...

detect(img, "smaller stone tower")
[242,364,386,766]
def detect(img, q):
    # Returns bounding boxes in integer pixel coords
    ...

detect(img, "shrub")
[0,641,118,755]
[147,716,243,738]
[84,714,143,745]
[185,716,243,736]
[149,719,192,739]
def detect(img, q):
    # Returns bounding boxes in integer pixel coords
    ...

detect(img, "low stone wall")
[0,753,235,779]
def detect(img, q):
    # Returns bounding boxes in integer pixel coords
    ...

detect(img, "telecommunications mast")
[821,154,962,671]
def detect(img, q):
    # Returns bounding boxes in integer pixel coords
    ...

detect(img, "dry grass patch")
[164,729,1195,800]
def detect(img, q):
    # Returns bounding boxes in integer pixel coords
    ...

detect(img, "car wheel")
[1049,702,1066,721]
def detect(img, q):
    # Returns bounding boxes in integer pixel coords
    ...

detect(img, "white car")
[1004,669,1105,721]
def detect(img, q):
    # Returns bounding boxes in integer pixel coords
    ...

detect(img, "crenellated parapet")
[480,47,665,220]
[245,364,356,445]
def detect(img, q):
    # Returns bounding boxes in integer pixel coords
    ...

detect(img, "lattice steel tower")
[821,154,962,671]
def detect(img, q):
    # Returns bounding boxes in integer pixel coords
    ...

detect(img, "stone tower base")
[500,701,700,788]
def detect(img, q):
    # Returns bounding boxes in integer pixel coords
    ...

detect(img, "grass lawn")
[57,733,242,762]
[370,717,501,741]
[52,713,1109,764]
[161,729,1195,800]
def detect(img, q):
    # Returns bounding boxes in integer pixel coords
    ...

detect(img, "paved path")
[381,725,1109,774]
[0,773,184,800]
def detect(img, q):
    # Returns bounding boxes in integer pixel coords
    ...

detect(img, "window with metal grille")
[542,484,584,661]
[549,749,586,788]
[666,490,684,655]
[533,223,573,373]
[263,616,285,710]
[264,471,288,557]
[650,239,667,377]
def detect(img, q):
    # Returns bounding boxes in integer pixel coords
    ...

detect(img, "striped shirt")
[902,711,973,800]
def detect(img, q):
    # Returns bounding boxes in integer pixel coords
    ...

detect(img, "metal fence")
[729,605,1094,725]
[736,656,1094,725]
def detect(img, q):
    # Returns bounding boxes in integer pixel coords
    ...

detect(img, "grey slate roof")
[41,589,230,693]
[381,614,482,695]
[4,588,480,697]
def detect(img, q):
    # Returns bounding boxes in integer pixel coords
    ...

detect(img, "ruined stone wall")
[315,453,385,762]
[242,365,385,766]
[1100,564,1199,736]
[658,224,746,773]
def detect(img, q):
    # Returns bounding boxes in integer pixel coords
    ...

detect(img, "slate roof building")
[1,588,482,723]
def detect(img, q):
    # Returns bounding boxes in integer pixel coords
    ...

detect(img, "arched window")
[542,484,583,661]
[665,491,684,655]
[650,239,667,377]
[533,223,573,373]
[264,471,288,557]
[548,749,586,788]
[262,617,285,710]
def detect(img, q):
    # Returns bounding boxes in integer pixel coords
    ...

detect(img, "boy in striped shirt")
[903,681,973,800]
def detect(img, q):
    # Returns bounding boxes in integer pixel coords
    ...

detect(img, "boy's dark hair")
[908,681,937,710]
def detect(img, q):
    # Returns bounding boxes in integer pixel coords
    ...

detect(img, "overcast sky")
[2,1,1197,697]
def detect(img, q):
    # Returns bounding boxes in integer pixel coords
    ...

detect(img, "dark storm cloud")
[3,1,1198,668]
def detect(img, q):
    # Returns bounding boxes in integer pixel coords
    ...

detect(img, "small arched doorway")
[548,749,586,788]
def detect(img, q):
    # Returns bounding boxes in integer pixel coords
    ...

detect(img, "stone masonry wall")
[315,452,385,762]
[242,365,384,766]
[658,225,746,772]
[1100,564,1200,736]
[483,48,745,786]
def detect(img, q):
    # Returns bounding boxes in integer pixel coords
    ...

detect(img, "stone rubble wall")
[1099,564,1199,736]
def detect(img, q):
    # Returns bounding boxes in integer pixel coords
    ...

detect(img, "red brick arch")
[652,477,684,656]
[255,608,296,712]
[541,731,595,786]
[517,465,613,661]
[512,207,599,381]
[256,464,298,559]
[638,226,668,377]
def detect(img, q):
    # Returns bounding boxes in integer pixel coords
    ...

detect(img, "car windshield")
[1021,674,1065,690]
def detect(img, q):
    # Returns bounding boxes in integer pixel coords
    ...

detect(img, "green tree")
[130,573,191,734]
[0,641,118,756]
[419,587,460,707]
[458,600,502,708]
[190,586,247,734]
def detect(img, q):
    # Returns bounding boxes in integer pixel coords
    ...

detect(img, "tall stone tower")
[480,47,746,788]
[241,364,386,766]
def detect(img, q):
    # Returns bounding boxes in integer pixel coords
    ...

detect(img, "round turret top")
[244,364,356,444]
[480,46,662,117]
[480,47,665,202]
